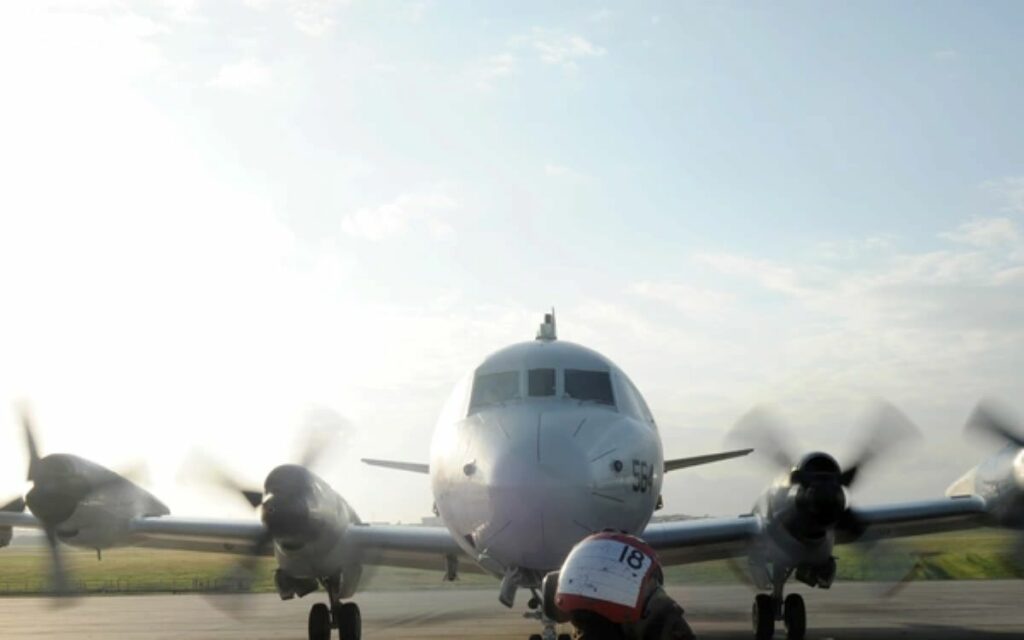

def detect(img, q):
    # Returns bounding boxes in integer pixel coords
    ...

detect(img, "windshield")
[565,369,615,406]
[528,368,556,397]
[469,370,520,412]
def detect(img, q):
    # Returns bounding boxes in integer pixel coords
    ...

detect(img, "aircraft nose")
[481,415,597,571]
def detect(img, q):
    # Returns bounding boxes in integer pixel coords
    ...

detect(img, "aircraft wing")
[0,510,41,530]
[128,516,269,555]
[0,511,478,574]
[130,517,477,571]
[837,494,988,543]
[642,495,988,566]
[345,523,484,574]
[642,515,764,564]
[663,448,753,472]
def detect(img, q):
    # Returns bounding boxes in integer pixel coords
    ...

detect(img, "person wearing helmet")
[547,531,696,640]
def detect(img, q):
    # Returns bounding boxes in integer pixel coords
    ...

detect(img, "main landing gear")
[307,578,361,640]
[751,568,805,640]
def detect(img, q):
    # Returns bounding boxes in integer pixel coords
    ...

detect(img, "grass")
[664,528,1023,584]
[0,529,1019,596]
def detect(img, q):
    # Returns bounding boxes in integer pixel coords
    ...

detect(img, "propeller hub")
[25,456,91,527]
[795,480,848,526]
[260,464,318,542]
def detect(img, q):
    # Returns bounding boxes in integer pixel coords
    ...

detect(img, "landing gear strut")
[751,567,805,640]
[307,578,361,640]
[525,587,571,640]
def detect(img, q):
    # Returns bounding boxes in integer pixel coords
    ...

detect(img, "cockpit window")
[565,369,615,406]
[469,371,520,411]
[528,368,556,397]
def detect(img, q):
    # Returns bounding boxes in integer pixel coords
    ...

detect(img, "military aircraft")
[1,312,1018,640]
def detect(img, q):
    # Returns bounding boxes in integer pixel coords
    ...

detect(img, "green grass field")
[0,529,1019,596]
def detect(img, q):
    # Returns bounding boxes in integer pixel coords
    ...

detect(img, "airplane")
[0,312,1018,640]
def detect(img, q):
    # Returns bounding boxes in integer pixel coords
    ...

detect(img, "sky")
[0,1,1023,524]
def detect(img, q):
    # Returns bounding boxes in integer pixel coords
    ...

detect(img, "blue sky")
[0,1,1022,521]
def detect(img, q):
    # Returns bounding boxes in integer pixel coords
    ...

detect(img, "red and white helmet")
[555,531,662,624]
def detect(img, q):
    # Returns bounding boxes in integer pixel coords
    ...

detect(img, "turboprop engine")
[8,404,168,596]
[729,401,921,591]
[196,420,364,604]
[947,401,1024,528]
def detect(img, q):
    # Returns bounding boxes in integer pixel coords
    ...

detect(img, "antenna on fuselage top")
[536,309,557,341]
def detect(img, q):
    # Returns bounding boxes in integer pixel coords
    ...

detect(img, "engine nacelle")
[946,445,1024,527]
[759,452,849,543]
[24,455,169,551]
[261,464,364,598]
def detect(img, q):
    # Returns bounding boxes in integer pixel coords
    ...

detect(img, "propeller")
[965,399,1024,448]
[16,403,78,600]
[730,401,919,482]
[727,400,921,538]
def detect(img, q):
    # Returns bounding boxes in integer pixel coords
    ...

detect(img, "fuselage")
[429,338,664,579]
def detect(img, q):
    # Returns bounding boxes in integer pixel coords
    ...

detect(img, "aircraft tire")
[336,602,361,640]
[783,593,806,640]
[752,594,774,640]
[309,603,331,640]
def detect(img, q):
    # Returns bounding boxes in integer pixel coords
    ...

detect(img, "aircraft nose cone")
[482,419,594,571]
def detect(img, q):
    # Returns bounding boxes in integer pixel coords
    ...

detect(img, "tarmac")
[0,581,1022,639]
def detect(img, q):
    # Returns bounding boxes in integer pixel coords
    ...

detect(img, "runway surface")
[1,581,1022,639]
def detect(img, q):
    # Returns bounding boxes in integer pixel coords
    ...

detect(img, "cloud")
[694,252,813,297]
[940,217,1021,248]
[242,0,348,36]
[0,6,169,87]
[982,176,1024,214]
[470,28,603,88]
[208,59,272,90]
[472,52,517,90]
[156,0,203,22]
[518,28,606,71]
[340,191,459,241]
[697,217,1024,336]
[397,0,430,22]
[629,281,734,317]
[543,162,588,180]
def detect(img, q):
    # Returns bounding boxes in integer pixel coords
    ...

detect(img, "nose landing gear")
[524,587,571,640]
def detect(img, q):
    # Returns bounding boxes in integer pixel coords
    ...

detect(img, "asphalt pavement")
[0,581,1021,639]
